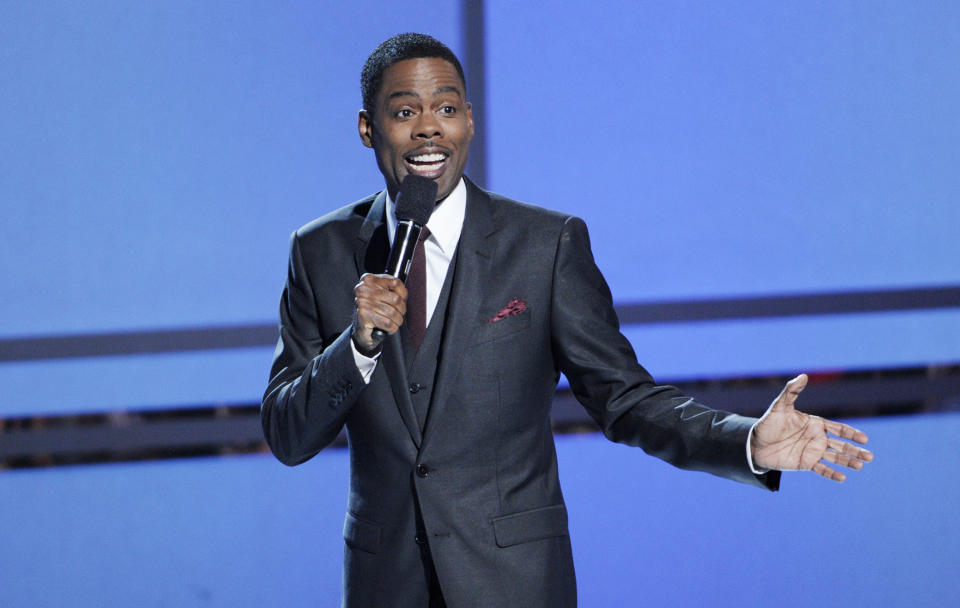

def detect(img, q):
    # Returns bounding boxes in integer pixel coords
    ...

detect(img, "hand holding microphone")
[352,175,437,355]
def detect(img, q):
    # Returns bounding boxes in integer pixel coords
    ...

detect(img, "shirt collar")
[385,177,466,255]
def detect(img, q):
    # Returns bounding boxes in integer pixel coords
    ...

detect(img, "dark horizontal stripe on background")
[616,285,960,324]
[3,364,959,469]
[0,324,279,363]
[2,285,959,363]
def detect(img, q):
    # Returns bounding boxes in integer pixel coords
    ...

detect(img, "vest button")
[415,532,428,546]
[409,383,424,394]
[416,464,429,478]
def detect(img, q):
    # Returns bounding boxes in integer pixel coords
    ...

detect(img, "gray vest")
[403,248,458,433]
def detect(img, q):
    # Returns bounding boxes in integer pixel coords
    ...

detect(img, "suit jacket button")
[416,464,429,478]
[415,532,427,546]
[409,383,423,394]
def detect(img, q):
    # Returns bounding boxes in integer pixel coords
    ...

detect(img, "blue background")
[2,0,959,415]
[2,414,957,607]
[1,2,957,606]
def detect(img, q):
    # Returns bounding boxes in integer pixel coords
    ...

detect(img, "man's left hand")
[752,374,874,481]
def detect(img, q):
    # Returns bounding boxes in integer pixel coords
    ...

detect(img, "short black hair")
[361,33,466,114]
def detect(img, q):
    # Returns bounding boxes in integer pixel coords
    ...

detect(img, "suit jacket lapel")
[355,191,422,448]
[421,181,498,448]
[355,191,387,277]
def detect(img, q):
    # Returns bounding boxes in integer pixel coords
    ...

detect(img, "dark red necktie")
[406,226,431,351]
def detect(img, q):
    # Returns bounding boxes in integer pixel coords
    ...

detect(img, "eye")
[394,108,415,119]
[439,105,457,115]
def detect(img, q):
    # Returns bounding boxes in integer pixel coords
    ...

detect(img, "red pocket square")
[490,298,527,322]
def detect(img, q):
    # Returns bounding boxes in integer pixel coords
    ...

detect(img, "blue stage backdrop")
[484,0,960,380]
[2,1,959,416]
[0,1,463,416]
[1,413,957,607]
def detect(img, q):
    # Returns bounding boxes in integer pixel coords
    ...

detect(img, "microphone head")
[395,175,438,226]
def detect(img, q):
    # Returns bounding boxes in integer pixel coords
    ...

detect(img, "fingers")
[813,436,873,482]
[824,419,870,446]
[822,444,868,470]
[355,275,408,328]
[826,436,874,464]
[352,273,408,352]
[812,461,847,483]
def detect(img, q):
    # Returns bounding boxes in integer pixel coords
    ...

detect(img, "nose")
[413,110,442,140]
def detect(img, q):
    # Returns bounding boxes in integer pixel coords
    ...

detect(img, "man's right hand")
[352,273,408,356]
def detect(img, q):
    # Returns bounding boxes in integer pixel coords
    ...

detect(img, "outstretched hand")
[752,374,873,482]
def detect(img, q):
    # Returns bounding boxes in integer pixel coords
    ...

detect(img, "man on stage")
[261,33,872,607]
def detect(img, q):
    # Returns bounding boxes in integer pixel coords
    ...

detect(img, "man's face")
[359,57,473,202]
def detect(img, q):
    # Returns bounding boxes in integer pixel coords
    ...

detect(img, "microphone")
[370,174,438,342]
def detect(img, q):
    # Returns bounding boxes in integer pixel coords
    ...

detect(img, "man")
[261,33,872,607]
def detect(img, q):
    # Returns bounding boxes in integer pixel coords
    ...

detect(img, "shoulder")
[467,180,580,234]
[469,182,592,255]
[292,192,380,245]
[295,192,379,237]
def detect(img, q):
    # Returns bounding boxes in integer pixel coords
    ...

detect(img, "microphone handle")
[371,221,422,343]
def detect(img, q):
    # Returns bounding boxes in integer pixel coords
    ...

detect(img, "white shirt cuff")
[746,418,770,475]
[350,339,380,384]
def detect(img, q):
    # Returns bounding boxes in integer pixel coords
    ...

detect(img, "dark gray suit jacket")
[261,179,779,607]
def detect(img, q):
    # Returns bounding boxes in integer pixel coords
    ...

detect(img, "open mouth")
[404,151,449,177]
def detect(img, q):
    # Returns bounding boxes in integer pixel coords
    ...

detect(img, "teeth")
[409,153,446,163]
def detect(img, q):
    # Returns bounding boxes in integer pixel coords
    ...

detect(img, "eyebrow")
[386,86,464,101]
[434,86,463,97]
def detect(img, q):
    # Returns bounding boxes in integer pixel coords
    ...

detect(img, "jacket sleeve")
[550,216,779,490]
[261,231,365,466]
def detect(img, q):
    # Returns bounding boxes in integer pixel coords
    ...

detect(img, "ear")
[358,110,374,148]
[465,102,475,142]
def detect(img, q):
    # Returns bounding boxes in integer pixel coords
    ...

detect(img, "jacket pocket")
[492,504,569,548]
[343,512,381,554]
[476,310,531,345]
